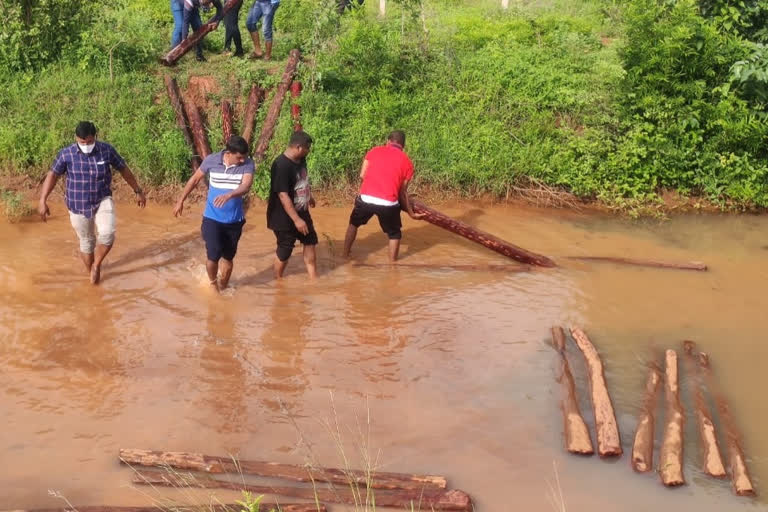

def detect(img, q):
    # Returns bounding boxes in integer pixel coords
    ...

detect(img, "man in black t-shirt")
[267,131,318,279]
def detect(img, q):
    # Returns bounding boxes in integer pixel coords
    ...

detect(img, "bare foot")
[249,52,263,60]
[210,280,220,293]
[90,265,101,285]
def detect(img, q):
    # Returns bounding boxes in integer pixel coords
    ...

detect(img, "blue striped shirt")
[201,151,255,224]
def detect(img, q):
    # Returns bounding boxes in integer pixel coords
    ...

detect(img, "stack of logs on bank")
[552,327,755,497]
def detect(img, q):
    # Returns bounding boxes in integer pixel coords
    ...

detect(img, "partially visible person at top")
[38,121,147,285]
[246,0,280,60]
[173,135,255,292]
[182,0,224,62]
[342,130,424,263]
[223,0,245,57]
[171,0,184,48]
[267,131,318,279]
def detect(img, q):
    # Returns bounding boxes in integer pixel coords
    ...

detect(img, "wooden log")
[290,80,303,131]
[411,200,556,267]
[254,49,301,163]
[119,448,447,490]
[161,0,240,66]
[242,85,264,147]
[163,76,200,171]
[682,341,727,479]
[182,95,211,160]
[567,256,707,272]
[631,363,662,472]
[5,505,324,512]
[659,349,685,487]
[352,263,530,272]
[568,327,622,457]
[133,470,473,511]
[552,327,594,455]
[221,99,234,142]
[697,350,756,496]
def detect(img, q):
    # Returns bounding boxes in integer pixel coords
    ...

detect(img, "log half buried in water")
[697,351,756,496]
[631,363,662,472]
[161,0,240,65]
[163,76,199,171]
[659,349,685,487]
[119,448,447,490]
[410,200,556,267]
[221,99,234,142]
[183,95,211,160]
[6,505,325,512]
[290,80,303,131]
[682,341,727,479]
[568,327,622,457]
[551,327,594,455]
[352,263,531,273]
[242,84,264,147]
[254,49,301,163]
[567,256,707,272]
[133,470,472,511]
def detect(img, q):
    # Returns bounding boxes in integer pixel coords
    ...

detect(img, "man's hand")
[208,21,220,30]
[213,193,231,208]
[408,211,426,220]
[309,196,316,208]
[173,201,184,217]
[294,217,309,235]
[38,201,50,222]
[137,191,147,208]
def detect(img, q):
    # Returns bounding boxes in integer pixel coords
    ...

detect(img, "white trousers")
[69,197,116,254]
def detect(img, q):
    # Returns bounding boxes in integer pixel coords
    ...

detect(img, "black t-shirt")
[267,153,311,231]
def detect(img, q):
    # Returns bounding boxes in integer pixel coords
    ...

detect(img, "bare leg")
[342,224,358,259]
[250,31,262,57]
[91,243,113,284]
[274,256,288,279]
[304,244,317,279]
[219,258,234,289]
[388,238,401,263]
[206,259,220,292]
[79,252,95,273]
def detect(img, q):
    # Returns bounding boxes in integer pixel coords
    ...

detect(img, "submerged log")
[242,85,264,147]
[133,470,473,511]
[161,0,240,65]
[659,349,685,487]
[682,341,727,479]
[163,76,200,171]
[221,99,234,142]
[567,256,707,272]
[254,49,301,163]
[6,505,324,512]
[697,350,756,496]
[411,200,556,267]
[568,327,622,457]
[183,95,211,160]
[352,263,530,272]
[632,363,662,472]
[552,327,594,455]
[290,80,303,131]
[119,448,447,490]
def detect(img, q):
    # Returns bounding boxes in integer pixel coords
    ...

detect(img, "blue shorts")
[201,217,245,262]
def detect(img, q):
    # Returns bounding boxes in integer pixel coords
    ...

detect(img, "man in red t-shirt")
[343,130,424,262]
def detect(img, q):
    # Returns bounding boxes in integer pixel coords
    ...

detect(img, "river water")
[1,200,766,511]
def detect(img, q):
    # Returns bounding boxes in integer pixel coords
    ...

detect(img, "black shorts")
[273,213,318,262]
[201,217,245,262]
[348,196,402,239]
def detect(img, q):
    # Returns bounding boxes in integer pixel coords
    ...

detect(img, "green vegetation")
[0,188,32,221]
[0,0,766,209]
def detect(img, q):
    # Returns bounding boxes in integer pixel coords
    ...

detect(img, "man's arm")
[207,0,224,24]
[399,178,424,219]
[212,173,253,207]
[117,166,146,208]
[278,192,309,235]
[37,171,60,222]
[173,168,207,216]
[359,159,369,180]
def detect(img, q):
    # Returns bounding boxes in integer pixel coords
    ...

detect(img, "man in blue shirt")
[38,121,147,285]
[173,135,255,292]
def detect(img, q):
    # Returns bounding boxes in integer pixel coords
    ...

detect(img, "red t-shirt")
[359,144,414,203]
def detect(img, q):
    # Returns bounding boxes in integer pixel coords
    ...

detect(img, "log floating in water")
[567,256,707,272]
[183,95,211,160]
[632,363,662,472]
[290,80,303,131]
[161,0,240,65]
[254,49,301,163]
[5,505,324,512]
[221,99,234,142]
[242,85,264,148]
[163,76,200,171]
[659,349,685,487]
[682,341,727,479]
[697,350,756,496]
[568,327,622,457]
[119,448,447,490]
[410,200,556,267]
[352,263,530,272]
[133,470,472,511]
[551,327,594,455]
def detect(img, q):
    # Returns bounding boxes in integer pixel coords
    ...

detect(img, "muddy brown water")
[1,200,767,511]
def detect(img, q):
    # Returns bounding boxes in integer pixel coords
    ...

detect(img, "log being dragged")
[410,200,556,267]
[631,363,662,472]
[569,328,622,457]
[254,49,301,163]
[697,351,756,496]
[659,349,685,487]
[682,341,727,478]
[567,256,707,272]
[163,76,200,171]
[222,99,234,142]
[242,85,264,147]
[183,95,211,160]
[551,327,594,455]
[119,448,447,490]
[133,470,473,511]
[161,0,240,65]
[290,80,303,131]
[6,505,324,512]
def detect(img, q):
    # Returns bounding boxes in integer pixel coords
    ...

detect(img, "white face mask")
[78,143,96,154]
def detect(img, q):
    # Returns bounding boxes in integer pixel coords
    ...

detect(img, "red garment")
[360,143,414,202]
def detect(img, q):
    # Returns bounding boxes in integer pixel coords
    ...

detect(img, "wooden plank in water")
[352,263,530,272]
[567,256,707,271]
[631,362,662,472]
[6,505,323,512]
[659,349,685,487]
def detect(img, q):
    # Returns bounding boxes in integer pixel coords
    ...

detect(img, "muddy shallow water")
[1,200,767,511]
